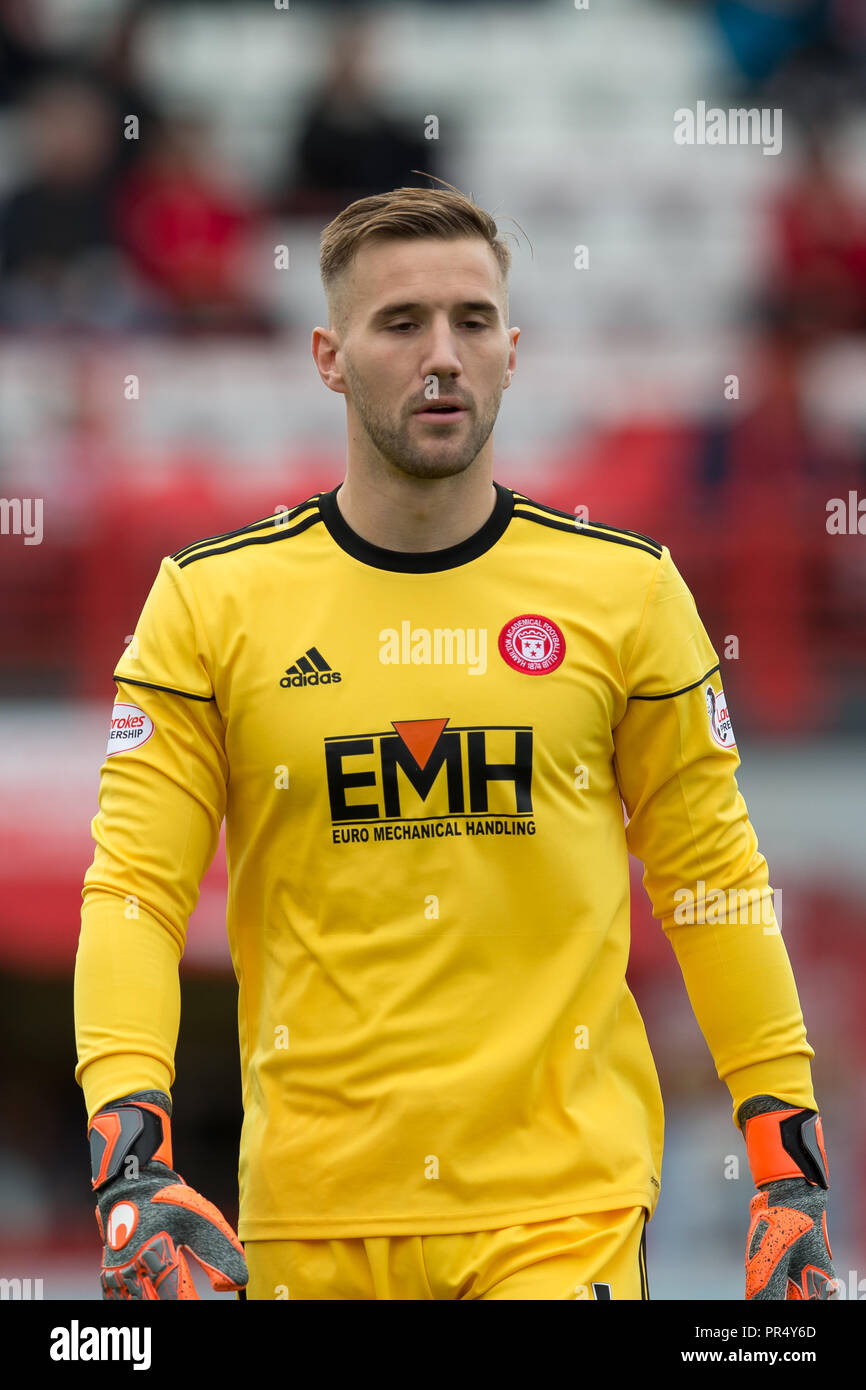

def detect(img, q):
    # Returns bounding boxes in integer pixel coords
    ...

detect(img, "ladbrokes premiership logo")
[326,716,536,844]
[498,614,565,674]
[705,682,737,749]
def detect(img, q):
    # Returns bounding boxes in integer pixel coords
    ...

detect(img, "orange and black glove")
[88,1089,248,1300]
[739,1094,838,1300]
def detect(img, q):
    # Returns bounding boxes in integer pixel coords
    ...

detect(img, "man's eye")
[386,321,488,332]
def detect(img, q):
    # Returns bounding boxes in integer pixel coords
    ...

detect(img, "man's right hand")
[88,1090,248,1300]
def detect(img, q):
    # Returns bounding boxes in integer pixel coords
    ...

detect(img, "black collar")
[318,481,514,573]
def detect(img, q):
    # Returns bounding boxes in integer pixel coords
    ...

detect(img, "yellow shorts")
[240,1205,649,1300]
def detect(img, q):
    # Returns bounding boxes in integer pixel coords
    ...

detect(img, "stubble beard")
[343,357,503,481]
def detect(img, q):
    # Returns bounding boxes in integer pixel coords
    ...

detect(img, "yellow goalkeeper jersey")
[75,481,816,1238]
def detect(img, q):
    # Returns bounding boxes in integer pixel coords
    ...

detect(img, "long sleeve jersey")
[74,481,816,1237]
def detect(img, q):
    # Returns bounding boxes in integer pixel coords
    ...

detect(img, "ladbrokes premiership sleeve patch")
[705,682,736,750]
[106,703,154,756]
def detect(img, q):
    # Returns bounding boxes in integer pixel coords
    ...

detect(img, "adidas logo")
[280,647,342,689]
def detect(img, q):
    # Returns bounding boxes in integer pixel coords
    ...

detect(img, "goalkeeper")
[75,181,836,1300]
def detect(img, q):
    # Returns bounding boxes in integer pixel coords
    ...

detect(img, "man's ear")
[311,326,347,397]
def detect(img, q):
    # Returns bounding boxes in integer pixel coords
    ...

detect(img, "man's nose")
[420,316,463,380]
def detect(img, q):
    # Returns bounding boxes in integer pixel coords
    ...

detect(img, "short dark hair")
[319,177,513,333]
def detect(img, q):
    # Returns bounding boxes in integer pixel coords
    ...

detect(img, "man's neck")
[335,470,498,553]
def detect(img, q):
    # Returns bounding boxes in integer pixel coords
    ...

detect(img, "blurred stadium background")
[0,0,864,1300]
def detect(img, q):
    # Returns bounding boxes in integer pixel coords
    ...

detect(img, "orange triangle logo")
[391,718,449,770]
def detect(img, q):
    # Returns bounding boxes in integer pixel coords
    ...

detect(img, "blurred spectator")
[274,16,440,217]
[767,134,866,350]
[690,328,835,734]
[95,0,164,179]
[712,0,831,85]
[0,0,54,108]
[711,0,866,125]
[0,0,161,169]
[111,116,276,334]
[0,73,133,329]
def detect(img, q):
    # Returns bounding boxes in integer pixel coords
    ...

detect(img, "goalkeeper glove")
[740,1094,838,1300]
[88,1089,248,1300]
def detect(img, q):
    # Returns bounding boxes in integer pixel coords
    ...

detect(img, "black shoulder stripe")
[640,1216,649,1300]
[630,663,720,701]
[512,493,663,554]
[177,510,324,568]
[171,495,323,563]
[588,522,662,555]
[512,508,663,560]
[511,492,578,522]
[114,675,214,702]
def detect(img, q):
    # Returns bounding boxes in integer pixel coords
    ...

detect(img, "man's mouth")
[413,403,468,422]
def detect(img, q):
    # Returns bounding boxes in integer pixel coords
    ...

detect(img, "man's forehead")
[352,237,502,308]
